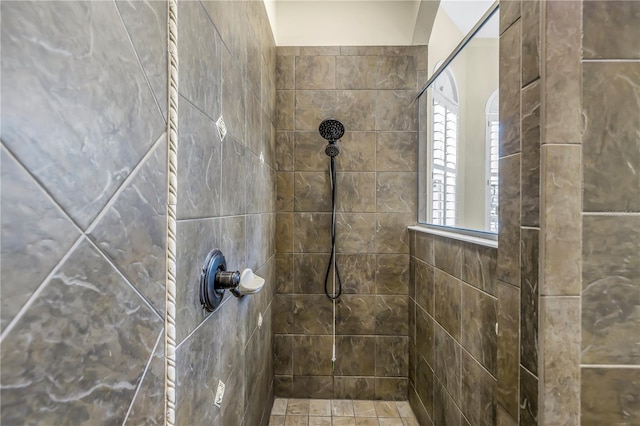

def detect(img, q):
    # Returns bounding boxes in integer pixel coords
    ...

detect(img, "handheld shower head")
[325,143,340,157]
[319,119,345,143]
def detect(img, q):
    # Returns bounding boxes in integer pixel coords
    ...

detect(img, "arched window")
[485,90,499,232]
[431,68,459,227]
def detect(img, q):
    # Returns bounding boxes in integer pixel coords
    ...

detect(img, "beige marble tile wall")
[500,1,640,425]
[273,45,426,400]
[408,231,499,425]
[174,1,277,426]
[1,1,168,423]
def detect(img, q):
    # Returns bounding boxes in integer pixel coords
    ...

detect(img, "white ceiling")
[266,0,495,46]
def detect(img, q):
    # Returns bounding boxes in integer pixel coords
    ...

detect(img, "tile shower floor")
[269,398,419,425]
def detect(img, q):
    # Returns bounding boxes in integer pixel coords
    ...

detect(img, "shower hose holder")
[200,249,265,311]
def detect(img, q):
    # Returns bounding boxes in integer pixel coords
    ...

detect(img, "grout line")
[582,211,640,217]
[122,327,164,426]
[581,364,640,369]
[0,236,84,342]
[582,59,640,63]
[174,296,231,351]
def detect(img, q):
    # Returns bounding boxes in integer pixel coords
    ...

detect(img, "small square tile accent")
[270,399,417,426]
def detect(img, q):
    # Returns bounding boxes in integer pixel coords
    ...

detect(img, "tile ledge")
[408,225,498,248]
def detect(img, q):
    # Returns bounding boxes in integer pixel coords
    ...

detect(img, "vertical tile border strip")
[165,0,178,424]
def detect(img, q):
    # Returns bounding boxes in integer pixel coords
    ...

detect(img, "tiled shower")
[1,1,638,425]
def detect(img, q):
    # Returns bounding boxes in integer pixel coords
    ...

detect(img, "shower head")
[318,119,345,143]
[325,143,340,157]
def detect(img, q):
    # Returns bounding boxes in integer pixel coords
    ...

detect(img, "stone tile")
[335,132,376,172]
[336,90,376,131]
[434,236,462,280]
[245,25,262,99]
[333,417,357,426]
[0,238,161,424]
[116,0,167,118]
[292,376,334,399]
[540,145,581,295]
[277,55,295,90]
[376,254,410,295]
[294,131,328,171]
[413,232,434,265]
[434,324,461,406]
[375,295,409,336]
[433,379,462,426]
[125,332,164,425]
[294,213,331,253]
[375,213,413,254]
[338,254,376,294]
[335,336,376,376]
[376,378,408,400]
[1,1,164,229]
[499,20,521,156]
[286,399,310,415]
[270,415,286,425]
[176,97,221,219]
[400,417,420,426]
[414,260,434,315]
[296,55,336,90]
[519,366,538,426]
[246,90,262,156]
[336,213,376,254]
[378,419,403,426]
[543,0,581,143]
[353,400,377,417]
[277,172,294,212]
[295,90,336,131]
[416,305,435,368]
[539,296,580,425]
[277,47,300,56]
[308,399,331,416]
[293,294,332,334]
[220,139,247,215]
[277,212,294,253]
[294,171,332,212]
[284,415,308,426]
[309,417,332,426]
[376,132,418,172]
[275,376,293,398]
[521,0,540,86]
[520,80,540,227]
[583,62,640,212]
[277,90,295,131]
[273,295,293,334]
[499,0,521,34]
[336,173,377,213]
[337,295,376,335]
[461,351,496,426]
[461,243,497,297]
[276,254,294,294]
[334,377,376,400]
[496,405,518,426]
[293,335,333,375]
[89,139,167,315]
[293,254,330,294]
[375,401,400,417]
[0,148,80,331]
[583,1,640,60]
[496,281,520,419]
[277,131,295,171]
[461,285,497,376]
[300,46,341,56]
[582,215,640,364]
[336,55,378,89]
[520,228,539,375]
[434,270,461,340]
[376,56,417,90]
[415,355,434,418]
[497,154,521,287]
[274,335,293,375]
[581,367,640,425]
[376,336,409,377]
[376,172,417,213]
[175,218,220,342]
[376,91,418,131]
[331,400,355,416]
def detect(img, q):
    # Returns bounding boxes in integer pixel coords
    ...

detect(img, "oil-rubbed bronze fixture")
[200,249,265,311]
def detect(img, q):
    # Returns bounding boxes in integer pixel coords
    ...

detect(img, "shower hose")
[324,155,343,300]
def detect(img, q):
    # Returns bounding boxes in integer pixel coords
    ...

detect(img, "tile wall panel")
[275,45,425,400]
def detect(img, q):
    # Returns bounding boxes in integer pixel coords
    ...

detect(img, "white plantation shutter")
[486,90,499,232]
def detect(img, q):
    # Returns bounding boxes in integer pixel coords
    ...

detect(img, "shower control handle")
[215,270,240,289]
